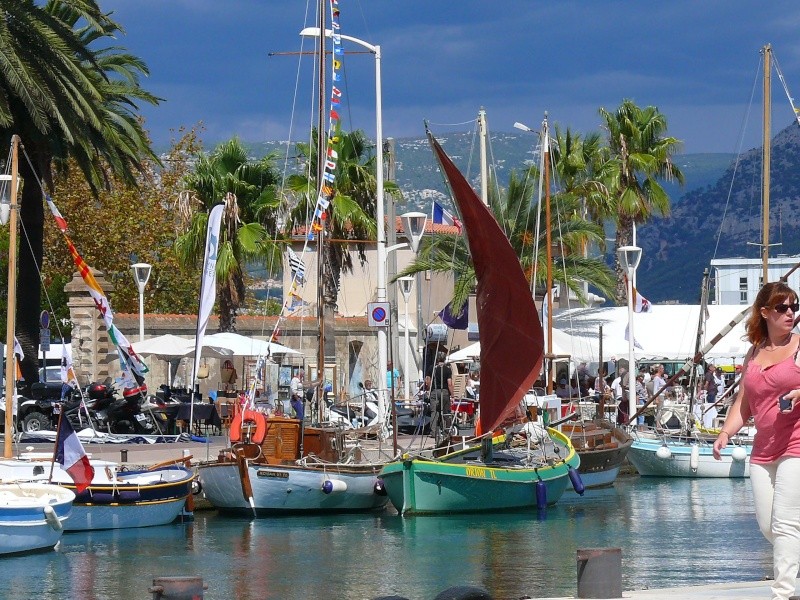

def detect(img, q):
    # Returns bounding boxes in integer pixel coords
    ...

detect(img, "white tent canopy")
[133,332,300,359]
[203,332,300,357]
[448,304,756,368]
[552,304,754,364]
[447,327,596,365]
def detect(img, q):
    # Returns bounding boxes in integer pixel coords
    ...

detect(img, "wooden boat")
[197,416,388,515]
[561,420,633,489]
[0,455,195,530]
[378,130,581,515]
[0,482,74,554]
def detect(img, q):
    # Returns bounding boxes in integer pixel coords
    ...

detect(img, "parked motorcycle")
[107,385,157,434]
[18,381,112,433]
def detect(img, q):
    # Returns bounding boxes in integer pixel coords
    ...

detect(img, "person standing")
[386,361,401,396]
[704,363,718,405]
[429,352,453,443]
[713,281,800,600]
[290,370,305,421]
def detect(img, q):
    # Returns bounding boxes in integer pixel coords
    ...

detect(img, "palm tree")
[175,138,282,332]
[0,1,160,385]
[284,128,396,358]
[599,99,684,302]
[399,166,615,312]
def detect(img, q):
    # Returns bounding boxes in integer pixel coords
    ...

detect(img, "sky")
[102,1,800,154]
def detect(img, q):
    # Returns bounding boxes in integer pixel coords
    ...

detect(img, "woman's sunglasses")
[773,302,800,314]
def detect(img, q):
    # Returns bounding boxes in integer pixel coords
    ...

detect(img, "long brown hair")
[745,281,797,346]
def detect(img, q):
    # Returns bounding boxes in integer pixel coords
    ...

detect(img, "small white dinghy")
[0,482,75,555]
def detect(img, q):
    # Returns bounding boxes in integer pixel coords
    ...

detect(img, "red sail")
[429,132,544,433]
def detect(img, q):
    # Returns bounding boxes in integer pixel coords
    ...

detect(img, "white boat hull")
[0,483,74,554]
[198,461,389,515]
[628,438,750,478]
[0,458,194,530]
[66,496,188,531]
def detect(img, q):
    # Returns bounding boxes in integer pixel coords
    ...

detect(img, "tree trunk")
[16,157,45,391]
[322,244,340,364]
[218,285,236,332]
[614,216,634,305]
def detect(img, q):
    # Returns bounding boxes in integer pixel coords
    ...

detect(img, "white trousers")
[751,458,800,600]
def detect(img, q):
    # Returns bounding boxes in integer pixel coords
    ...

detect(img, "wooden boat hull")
[627,437,750,478]
[0,483,74,554]
[0,459,195,530]
[379,429,580,515]
[197,461,389,515]
[570,424,633,490]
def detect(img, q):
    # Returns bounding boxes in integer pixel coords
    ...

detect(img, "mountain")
[201,131,753,303]
[636,121,800,304]
[238,130,734,211]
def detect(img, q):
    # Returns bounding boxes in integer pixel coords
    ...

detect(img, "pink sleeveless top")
[744,343,800,464]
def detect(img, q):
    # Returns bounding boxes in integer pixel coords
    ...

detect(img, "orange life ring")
[229,410,267,444]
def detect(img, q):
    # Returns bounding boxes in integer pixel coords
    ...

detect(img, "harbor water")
[0,475,771,599]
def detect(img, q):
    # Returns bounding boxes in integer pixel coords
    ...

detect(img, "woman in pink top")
[713,281,800,600]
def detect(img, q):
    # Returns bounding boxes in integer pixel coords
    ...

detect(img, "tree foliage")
[174,137,283,332]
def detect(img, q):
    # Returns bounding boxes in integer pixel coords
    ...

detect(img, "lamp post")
[299,26,391,398]
[398,276,414,400]
[617,245,642,421]
[131,262,152,342]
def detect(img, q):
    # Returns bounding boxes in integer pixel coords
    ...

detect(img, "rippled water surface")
[0,476,770,599]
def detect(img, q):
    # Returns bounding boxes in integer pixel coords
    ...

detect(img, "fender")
[229,410,267,444]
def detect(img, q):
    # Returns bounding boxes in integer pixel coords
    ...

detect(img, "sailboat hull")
[572,423,633,490]
[198,461,389,515]
[0,459,195,530]
[627,436,750,478]
[379,429,580,515]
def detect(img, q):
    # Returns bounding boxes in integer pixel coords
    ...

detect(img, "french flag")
[433,202,462,233]
[55,416,94,493]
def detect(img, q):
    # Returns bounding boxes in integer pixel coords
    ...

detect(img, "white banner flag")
[192,204,224,384]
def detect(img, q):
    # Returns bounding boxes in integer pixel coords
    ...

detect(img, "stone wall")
[65,270,383,400]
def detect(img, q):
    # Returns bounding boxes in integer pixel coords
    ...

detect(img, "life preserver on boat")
[229,410,267,444]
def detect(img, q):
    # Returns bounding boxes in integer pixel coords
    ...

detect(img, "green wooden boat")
[380,130,582,515]
[380,429,580,514]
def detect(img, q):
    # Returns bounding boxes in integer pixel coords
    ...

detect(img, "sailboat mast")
[543,115,554,394]
[315,0,327,421]
[478,108,489,206]
[3,135,19,459]
[762,43,772,284]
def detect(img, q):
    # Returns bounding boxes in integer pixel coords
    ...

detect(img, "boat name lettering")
[464,466,496,479]
[257,470,289,479]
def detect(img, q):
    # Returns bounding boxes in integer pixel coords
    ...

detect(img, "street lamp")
[299,26,392,401]
[131,262,152,342]
[398,276,415,400]
[617,245,642,421]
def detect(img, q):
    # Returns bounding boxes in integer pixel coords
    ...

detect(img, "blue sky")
[103,1,800,153]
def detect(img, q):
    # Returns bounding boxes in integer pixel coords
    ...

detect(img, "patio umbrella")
[202,332,300,357]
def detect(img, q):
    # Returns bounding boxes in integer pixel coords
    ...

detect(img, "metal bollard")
[149,576,207,599]
[576,548,622,598]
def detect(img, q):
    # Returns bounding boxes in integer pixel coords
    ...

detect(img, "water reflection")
[0,477,773,599]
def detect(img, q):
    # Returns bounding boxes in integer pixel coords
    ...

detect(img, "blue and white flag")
[287,247,306,284]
